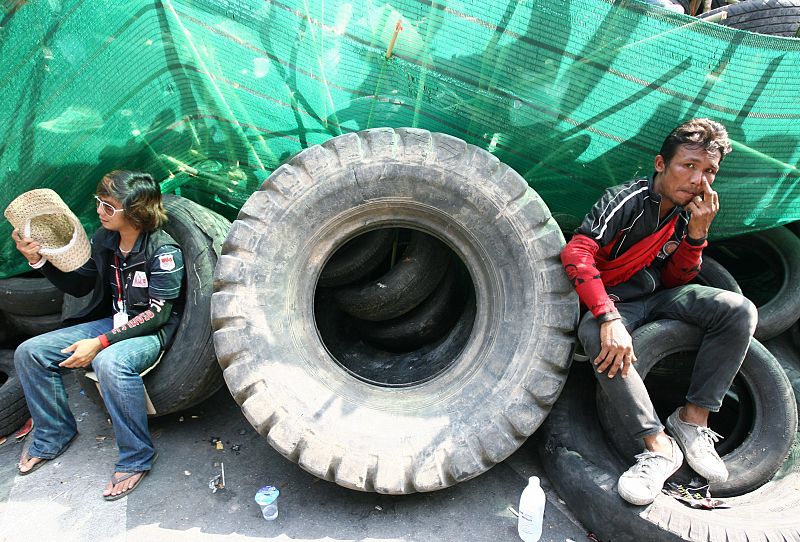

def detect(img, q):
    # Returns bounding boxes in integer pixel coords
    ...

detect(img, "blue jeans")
[578,284,758,440]
[14,318,160,472]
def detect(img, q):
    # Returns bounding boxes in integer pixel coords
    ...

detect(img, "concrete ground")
[0,377,589,542]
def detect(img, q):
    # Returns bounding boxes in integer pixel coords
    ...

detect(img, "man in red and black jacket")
[561,118,757,506]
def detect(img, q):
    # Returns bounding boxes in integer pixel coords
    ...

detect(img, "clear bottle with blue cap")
[255,485,280,520]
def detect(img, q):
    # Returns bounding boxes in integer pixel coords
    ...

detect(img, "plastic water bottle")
[518,476,545,542]
[255,485,280,520]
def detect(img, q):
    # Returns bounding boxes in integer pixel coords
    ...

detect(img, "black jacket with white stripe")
[561,175,706,318]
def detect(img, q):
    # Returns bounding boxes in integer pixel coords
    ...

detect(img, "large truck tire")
[0,349,29,437]
[0,274,64,316]
[705,227,800,341]
[0,313,22,346]
[212,128,578,493]
[539,366,800,542]
[792,320,800,353]
[763,332,800,416]
[596,320,797,497]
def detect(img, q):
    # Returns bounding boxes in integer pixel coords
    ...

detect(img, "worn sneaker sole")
[617,456,683,506]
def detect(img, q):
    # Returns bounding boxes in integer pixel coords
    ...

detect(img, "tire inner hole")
[645,352,753,457]
[314,227,476,388]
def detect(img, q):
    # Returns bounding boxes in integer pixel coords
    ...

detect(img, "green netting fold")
[2,0,799,278]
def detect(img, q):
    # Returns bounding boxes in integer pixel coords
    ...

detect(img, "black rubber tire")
[705,227,800,341]
[212,128,578,493]
[0,349,29,437]
[787,220,800,239]
[6,312,64,337]
[359,261,464,351]
[693,255,742,294]
[0,273,64,316]
[792,320,800,352]
[0,313,22,347]
[61,292,94,322]
[596,320,797,496]
[333,230,450,322]
[674,0,724,15]
[700,0,800,36]
[127,194,229,416]
[74,195,230,417]
[318,229,394,288]
[539,365,800,542]
[763,332,800,416]
[316,290,477,387]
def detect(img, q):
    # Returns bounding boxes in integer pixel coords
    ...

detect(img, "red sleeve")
[561,234,617,318]
[661,238,705,288]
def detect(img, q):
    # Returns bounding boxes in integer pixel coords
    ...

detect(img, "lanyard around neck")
[114,253,125,311]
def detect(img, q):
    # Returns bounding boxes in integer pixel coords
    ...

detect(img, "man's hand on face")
[595,319,636,378]
[686,177,719,240]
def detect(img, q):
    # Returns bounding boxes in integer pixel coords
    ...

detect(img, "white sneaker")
[617,437,683,506]
[666,407,728,483]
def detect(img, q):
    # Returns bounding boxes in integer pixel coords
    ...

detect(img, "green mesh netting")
[2,0,799,278]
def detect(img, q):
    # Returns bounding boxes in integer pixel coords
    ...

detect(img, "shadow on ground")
[0,376,585,542]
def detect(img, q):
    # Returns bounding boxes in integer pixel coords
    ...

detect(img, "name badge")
[113,311,129,329]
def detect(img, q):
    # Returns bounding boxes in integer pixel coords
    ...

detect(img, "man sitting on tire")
[11,171,184,501]
[561,118,757,506]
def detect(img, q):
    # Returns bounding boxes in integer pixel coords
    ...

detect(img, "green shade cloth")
[2,0,799,278]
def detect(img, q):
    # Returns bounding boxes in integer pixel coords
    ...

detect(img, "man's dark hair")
[658,118,733,164]
[96,170,167,232]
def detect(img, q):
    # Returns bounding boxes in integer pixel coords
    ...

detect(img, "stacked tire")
[0,274,65,437]
[699,0,800,37]
[316,228,474,388]
[0,274,65,338]
[539,223,800,541]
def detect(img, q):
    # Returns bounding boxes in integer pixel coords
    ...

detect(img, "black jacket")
[40,228,184,348]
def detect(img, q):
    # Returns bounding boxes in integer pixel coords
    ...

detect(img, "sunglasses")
[94,195,125,217]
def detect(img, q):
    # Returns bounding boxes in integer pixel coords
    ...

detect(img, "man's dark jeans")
[578,284,757,440]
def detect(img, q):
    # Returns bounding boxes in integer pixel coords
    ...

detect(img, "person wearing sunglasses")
[11,170,184,501]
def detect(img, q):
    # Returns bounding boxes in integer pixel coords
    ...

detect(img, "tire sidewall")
[213,129,577,491]
[138,195,228,415]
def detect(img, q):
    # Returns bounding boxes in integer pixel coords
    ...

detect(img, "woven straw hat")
[4,189,90,272]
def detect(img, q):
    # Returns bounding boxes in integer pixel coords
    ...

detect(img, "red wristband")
[97,334,110,349]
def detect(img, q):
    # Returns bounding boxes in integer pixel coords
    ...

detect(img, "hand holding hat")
[4,189,90,272]
[11,228,44,265]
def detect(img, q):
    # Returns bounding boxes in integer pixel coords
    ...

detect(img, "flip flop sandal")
[17,451,48,476]
[103,470,148,501]
[17,431,78,476]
